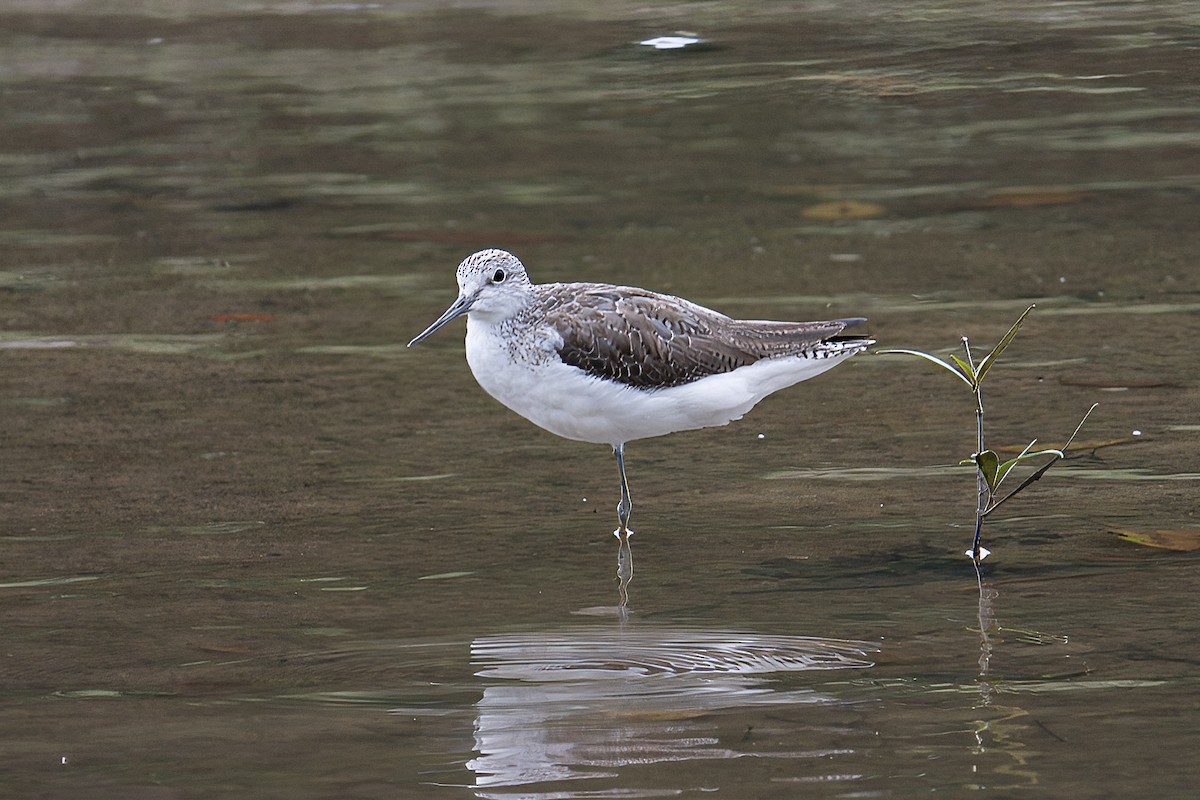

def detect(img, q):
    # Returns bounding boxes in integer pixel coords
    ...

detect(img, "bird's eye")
[492,268,506,283]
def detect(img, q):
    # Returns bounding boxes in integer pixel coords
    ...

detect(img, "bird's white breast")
[464,315,612,444]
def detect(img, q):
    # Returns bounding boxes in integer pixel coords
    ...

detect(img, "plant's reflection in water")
[969,566,1050,789]
[466,625,878,795]
[976,561,999,700]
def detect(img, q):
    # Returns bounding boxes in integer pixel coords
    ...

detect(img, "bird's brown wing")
[540,283,866,389]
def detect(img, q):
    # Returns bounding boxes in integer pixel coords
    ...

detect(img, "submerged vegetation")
[882,305,1098,562]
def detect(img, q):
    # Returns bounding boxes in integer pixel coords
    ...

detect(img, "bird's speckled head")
[453,249,532,315]
[408,249,534,346]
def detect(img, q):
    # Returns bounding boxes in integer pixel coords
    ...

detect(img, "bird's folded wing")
[542,284,857,389]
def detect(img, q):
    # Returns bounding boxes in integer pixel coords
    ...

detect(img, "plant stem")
[971,382,987,561]
[964,336,988,562]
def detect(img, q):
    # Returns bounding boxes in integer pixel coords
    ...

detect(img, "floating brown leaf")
[1111,528,1200,552]
[969,188,1095,208]
[801,200,888,220]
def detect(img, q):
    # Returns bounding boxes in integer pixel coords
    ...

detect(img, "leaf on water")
[800,200,888,220]
[967,188,1096,208]
[1111,528,1200,552]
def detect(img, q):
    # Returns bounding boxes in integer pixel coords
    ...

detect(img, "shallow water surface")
[2,2,1199,797]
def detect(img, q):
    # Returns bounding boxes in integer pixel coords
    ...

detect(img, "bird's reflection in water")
[467,625,878,795]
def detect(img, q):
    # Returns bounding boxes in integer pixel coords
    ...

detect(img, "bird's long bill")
[407,293,473,346]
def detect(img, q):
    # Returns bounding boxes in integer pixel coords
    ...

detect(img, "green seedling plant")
[882,305,1098,562]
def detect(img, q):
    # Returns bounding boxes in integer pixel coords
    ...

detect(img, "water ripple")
[473,627,876,680]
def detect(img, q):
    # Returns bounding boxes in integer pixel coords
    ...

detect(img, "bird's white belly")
[464,317,852,447]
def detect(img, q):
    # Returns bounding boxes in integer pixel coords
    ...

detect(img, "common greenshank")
[409,249,873,537]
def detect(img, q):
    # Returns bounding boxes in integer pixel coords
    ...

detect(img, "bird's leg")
[613,443,634,538]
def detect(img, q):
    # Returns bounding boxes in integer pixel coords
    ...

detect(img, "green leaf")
[983,403,1097,517]
[975,449,1001,491]
[878,349,975,387]
[949,354,977,385]
[975,304,1036,385]
[995,439,1039,485]
[1061,402,1100,452]
[994,458,1019,488]
[995,445,1065,488]
[983,449,1067,516]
